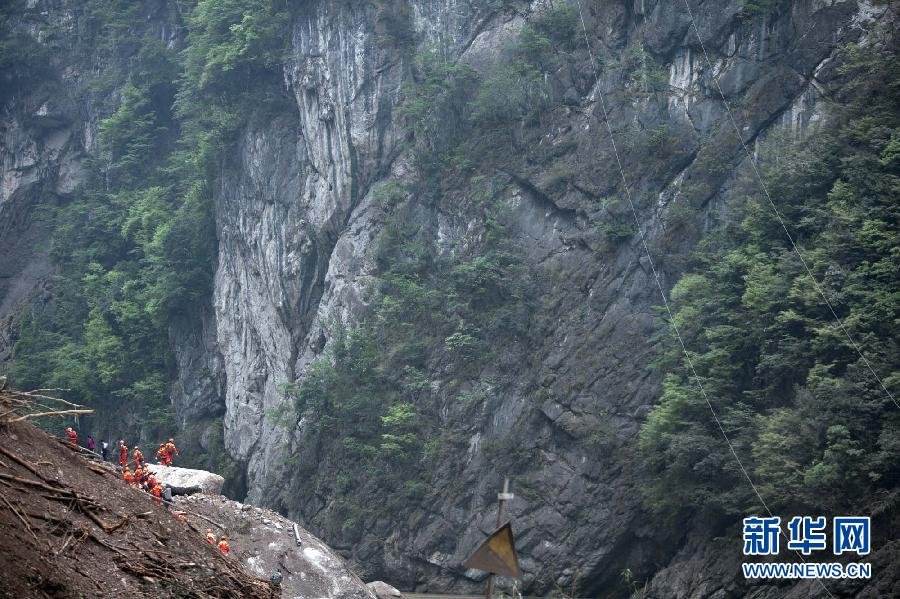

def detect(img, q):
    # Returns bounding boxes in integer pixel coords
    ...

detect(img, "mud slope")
[0,419,273,598]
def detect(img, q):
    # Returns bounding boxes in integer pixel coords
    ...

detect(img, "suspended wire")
[570,1,834,594]
[678,0,898,410]
[569,0,769,515]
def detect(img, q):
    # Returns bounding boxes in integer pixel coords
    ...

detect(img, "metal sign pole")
[485,478,513,599]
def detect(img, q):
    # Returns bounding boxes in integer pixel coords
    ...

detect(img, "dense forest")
[641,41,900,518]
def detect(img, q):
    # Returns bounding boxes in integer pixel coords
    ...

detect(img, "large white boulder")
[147,464,224,494]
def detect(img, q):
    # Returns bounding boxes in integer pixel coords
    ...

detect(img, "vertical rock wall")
[197,1,887,594]
[1,0,891,596]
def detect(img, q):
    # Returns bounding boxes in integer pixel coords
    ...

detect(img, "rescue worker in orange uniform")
[123,467,134,485]
[156,444,170,466]
[65,427,78,445]
[118,440,128,467]
[165,438,179,465]
[217,536,230,555]
[206,529,216,544]
[132,446,145,470]
[150,482,163,506]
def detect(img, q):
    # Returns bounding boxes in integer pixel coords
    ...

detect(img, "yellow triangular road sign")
[462,521,522,579]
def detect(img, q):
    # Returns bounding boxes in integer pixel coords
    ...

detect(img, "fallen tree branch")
[71,562,104,592]
[83,527,131,559]
[2,389,79,407]
[75,501,127,534]
[87,464,111,476]
[0,472,72,495]
[55,528,88,557]
[8,408,94,422]
[0,445,47,479]
[105,514,131,534]
[0,471,128,535]
[22,509,67,525]
[0,488,38,542]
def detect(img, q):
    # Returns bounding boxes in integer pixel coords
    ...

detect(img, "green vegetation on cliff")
[640,42,900,517]
[7,0,291,448]
[281,177,536,534]
[273,6,582,535]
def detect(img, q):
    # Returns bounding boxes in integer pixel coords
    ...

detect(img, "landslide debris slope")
[175,494,376,599]
[0,419,273,598]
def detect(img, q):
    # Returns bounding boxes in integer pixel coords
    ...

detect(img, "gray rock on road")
[367,581,403,599]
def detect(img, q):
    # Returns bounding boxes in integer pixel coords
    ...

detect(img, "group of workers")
[65,427,111,460]
[121,439,180,509]
[64,426,231,556]
[207,528,230,554]
[123,462,167,504]
[118,439,177,469]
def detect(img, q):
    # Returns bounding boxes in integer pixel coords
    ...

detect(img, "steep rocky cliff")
[197,1,891,595]
[2,1,896,597]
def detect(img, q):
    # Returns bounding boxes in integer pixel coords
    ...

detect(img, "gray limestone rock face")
[1,0,894,598]
[208,0,501,513]
[189,1,889,595]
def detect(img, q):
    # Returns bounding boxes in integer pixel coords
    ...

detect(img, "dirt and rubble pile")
[0,418,274,598]
[0,412,380,599]
[176,493,376,599]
